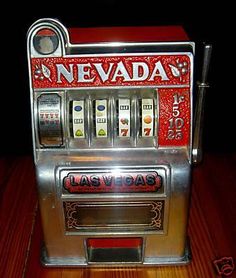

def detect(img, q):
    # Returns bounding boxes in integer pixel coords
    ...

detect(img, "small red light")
[36,28,56,37]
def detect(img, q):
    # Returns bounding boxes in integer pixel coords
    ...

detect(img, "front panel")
[27,18,194,266]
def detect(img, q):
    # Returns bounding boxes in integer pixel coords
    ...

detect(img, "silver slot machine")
[27,18,211,266]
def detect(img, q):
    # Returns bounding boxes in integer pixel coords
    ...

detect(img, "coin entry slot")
[86,238,143,263]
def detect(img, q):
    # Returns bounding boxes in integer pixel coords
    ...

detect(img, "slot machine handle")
[192,44,212,164]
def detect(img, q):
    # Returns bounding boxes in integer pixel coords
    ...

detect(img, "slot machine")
[27,18,211,266]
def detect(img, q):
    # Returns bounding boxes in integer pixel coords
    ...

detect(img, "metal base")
[40,240,191,267]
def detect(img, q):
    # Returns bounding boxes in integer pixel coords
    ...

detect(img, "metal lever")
[192,44,212,164]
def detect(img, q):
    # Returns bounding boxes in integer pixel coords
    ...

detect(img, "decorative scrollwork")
[149,201,164,228]
[63,201,164,231]
[64,202,81,229]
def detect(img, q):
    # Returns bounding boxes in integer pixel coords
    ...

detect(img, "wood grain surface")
[0,153,235,277]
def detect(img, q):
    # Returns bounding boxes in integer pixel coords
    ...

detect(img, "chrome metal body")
[27,18,200,266]
[37,150,191,266]
[192,45,212,164]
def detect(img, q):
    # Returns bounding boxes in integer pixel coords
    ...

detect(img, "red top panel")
[68,26,189,44]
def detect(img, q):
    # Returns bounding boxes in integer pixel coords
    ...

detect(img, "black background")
[0,2,234,155]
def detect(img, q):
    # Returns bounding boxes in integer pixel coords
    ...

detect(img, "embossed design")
[31,55,191,89]
[63,171,162,194]
[63,201,164,232]
[150,201,163,228]
[168,59,188,81]
[41,64,52,82]
[34,64,52,82]
[169,64,181,77]
[64,202,81,229]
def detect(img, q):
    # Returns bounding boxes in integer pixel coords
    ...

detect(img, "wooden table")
[0,153,235,277]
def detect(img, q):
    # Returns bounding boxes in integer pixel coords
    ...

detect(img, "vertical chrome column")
[192,44,212,164]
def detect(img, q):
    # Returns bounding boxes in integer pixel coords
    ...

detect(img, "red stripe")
[68,26,189,44]
[87,238,142,248]
[36,29,56,36]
